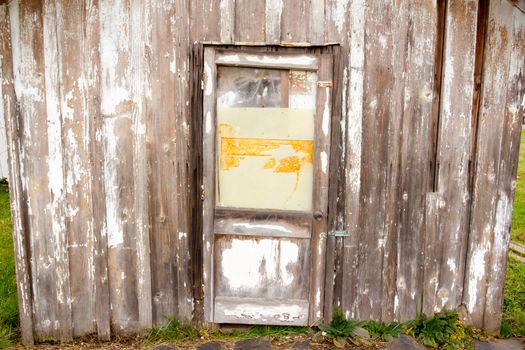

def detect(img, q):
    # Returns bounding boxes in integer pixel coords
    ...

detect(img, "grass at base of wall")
[510,130,525,245]
[0,188,19,349]
[501,256,525,338]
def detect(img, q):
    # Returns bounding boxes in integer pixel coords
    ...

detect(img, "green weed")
[362,320,404,342]
[318,308,368,347]
[405,311,473,350]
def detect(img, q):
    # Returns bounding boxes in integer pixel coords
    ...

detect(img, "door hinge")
[320,230,350,238]
[318,81,333,88]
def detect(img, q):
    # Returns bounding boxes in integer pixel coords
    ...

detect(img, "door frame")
[199,44,340,326]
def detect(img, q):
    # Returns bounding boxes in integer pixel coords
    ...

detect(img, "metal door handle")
[313,210,323,220]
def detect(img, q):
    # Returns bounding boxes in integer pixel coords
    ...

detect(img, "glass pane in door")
[216,66,317,211]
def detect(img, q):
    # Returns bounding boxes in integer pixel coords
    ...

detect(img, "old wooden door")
[202,47,333,326]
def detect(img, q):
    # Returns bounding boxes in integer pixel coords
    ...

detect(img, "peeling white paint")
[320,151,328,174]
[103,119,124,247]
[204,62,213,96]
[205,111,212,134]
[221,238,299,290]
[232,223,292,234]
[221,301,306,323]
[447,258,456,272]
[322,88,330,136]
[346,0,364,227]
[218,53,318,68]
[265,0,283,43]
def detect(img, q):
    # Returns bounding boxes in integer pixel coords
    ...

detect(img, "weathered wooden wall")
[0,0,524,344]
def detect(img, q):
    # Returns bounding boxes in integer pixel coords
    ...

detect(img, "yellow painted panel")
[217,108,315,211]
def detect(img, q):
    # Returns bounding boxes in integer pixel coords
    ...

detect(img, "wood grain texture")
[265,0,283,44]
[281,0,309,43]
[130,0,152,330]
[463,0,514,329]
[354,0,394,322]
[214,235,310,300]
[190,43,205,319]
[482,6,525,333]
[148,0,178,325]
[235,0,265,43]
[0,3,34,345]
[322,45,344,322]
[173,0,193,321]
[340,0,364,321]
[395,0,438,322]
[214,296,309,326]
[309,53,333,326]
[422,193,444,316]
[190,0,221,42]
[83,0,111,339]
[214,208,312,238]
[54,0,96,336]
[5,0,525,341]
[202,47,217,323]
[379,0,408,323]
[99,0,139,333]
[10,0,71,339]
[220,0,235,43]
[42,1,73,337]
[433,0,478,313]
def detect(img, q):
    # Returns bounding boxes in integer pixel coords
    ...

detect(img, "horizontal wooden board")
[215,52,319,70]
[214,296,309,326]
[214,207,312,238]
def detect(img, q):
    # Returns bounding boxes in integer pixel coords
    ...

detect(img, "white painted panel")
[214,296,309,326]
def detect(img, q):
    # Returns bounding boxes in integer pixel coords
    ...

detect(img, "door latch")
[320,230,350,238]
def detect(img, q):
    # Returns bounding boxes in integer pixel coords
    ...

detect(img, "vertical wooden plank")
[463,0,514,329]
[324,0,348,44]
[309,54,333,325]
[202,47,217,323]
[54,0,96,336]
[395,0,438,322]
[324,45,344,322]
[148,0,177,324]
[422,193,444,316]
[84,0,111,339]
[99,0,139,332]
[323,0,350,319]
[281,0,309,43]
[220,0,235,43]
[0,3,34,344]
[433,0,479,313]
[354,0,394,322]
[148,0,192,324]
[190,0,221,42]
[42,0,73,338]
[130,0,153,329]
[265,0,283,44]
[380,0,409,323]
[190,43,205,322]
[308,0,325,45]
[173,0,193,321]
[10,0,71,339]
[341,0,364,320]
[235,0,265,42]
[483,6,525,333]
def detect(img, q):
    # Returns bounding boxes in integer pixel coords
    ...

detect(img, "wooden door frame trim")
[198,44,340,326]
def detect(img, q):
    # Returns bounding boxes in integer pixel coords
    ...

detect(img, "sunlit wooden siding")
[0,0,523,344]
